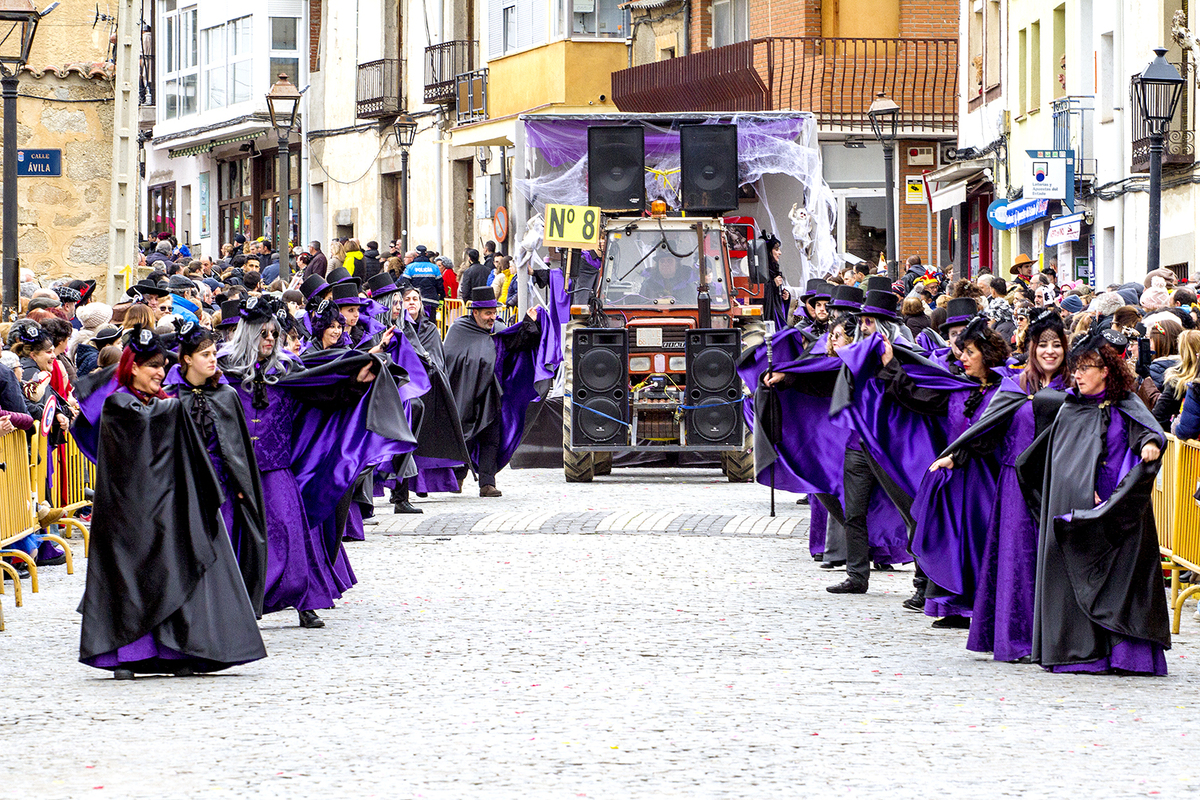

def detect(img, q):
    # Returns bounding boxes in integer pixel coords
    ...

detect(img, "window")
[203,16,252,110]
[712,0,748,48]
[570,0,628,38]
[968,2,983,96]
[503,5,516,53]
[269,16,301,86]
[161,2,198,120]
[1018,28,1027,113]
[1030,20,1041,112]
[985,1,1000,89]
[148,183,177,235]
[1100,32,1114,122]
[1052,6,1066,99]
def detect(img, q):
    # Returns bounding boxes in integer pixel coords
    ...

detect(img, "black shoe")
[298,609,325,629]
[36,553,67,567]
[174,666,194,677]
[796,495,809,505]
[113,669,134,681]
[826,579,868,594]
[872,562,893,572]
[819,560,846,569]
[931,615,970,629]
[393,500,424,514]
[901,592,926,612]
[811,553,824,561]
[1013,655,1033,664]
[415,492,428,498]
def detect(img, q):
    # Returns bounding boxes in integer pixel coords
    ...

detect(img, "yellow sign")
[116,265,134,292]
[905,176,926,205]
[543,203,601,250]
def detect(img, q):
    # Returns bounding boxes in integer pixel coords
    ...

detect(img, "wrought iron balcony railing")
[357,59,402,119]
[426,40,476,105]
[1051,95,1097,181]
[611,37,958,133]
[139,52,155,106]
[1130,61,1195,173]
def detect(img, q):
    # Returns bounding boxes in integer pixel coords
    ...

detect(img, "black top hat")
[829,285,864,311]
[863,275,894,294]
[940,297,979,334]
[92,325,121,347]
[325,266,361,288]
[331,282,369,306]
[217,299,242,328]
[365,272,400,299]
[801,279,833,303]
[468,286,499,308]
[300,274,331,300]
[859,290,899,322]
[125,278,170,298]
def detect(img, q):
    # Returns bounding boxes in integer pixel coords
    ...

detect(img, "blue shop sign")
[986,197,1050,230]
[17,149,62,177]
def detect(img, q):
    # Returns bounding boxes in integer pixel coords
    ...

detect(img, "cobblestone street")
[5,467,1199,799]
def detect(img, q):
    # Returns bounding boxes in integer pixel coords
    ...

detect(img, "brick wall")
[309,0,322,73]
[898,0,958,40]
[896,138,940,264]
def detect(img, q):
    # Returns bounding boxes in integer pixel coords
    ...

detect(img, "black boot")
[298,609,325,628]
[393,482,423,514]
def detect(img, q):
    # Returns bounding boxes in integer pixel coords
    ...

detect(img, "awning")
[923,158,992,213]
[168,129,268,158]
[447,116,518,148]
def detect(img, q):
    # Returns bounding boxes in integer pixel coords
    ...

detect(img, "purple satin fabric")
[260,467,341,614]
[385,333,433,401]
[489,305,563,471]
[808,502,827,557]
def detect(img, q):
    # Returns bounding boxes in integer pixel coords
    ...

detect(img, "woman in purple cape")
[1016,326,1170,675]
[926,309,1068,661]
[79,327,266,678]
[218,297,387,629]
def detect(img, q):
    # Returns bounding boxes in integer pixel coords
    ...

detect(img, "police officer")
[403,244,445,317]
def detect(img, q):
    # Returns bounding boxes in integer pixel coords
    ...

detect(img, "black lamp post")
[393,113,417,254]
[867,92,901,281]
[1132,47,1185,274]
[265,73,301,281]
[0,0,41,321]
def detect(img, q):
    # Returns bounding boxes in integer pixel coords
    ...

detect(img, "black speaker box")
[685,328,743,446]
[571,328,630,447]
[588,126,646,213]
[679,124,739,214]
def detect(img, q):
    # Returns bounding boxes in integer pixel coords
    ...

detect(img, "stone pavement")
[3,466,1199,799]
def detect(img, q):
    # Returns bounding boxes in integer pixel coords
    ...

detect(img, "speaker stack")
[587,126,646,213]
[679,124,739,214]
[684,329,744,447]
[571,328,630,447]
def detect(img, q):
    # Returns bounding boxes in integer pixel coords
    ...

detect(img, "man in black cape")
[443,286,541,497]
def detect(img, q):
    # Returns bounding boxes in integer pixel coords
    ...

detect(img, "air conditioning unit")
[939,143,961,164]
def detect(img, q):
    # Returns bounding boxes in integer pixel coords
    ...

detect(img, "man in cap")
[167,275,202,325]
[403,244,445,316]
[442,286,541,497]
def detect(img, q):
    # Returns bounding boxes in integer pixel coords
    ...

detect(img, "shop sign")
[986,197,1050,230]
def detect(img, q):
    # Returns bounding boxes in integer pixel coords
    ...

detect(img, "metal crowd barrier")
[1160,436,1200,634]
[438,298,466,337]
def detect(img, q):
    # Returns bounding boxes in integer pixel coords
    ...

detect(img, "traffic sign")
[544,204,601,250]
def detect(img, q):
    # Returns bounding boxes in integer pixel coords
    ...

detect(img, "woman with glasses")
[1017,325,1170,675]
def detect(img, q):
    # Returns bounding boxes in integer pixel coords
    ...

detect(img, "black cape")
[79,392,266,667]
[443,314,541,443]
[1016,394,1170,665]
[170,377,269,618]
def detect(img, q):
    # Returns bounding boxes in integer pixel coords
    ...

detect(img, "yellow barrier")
[1167,437,1200,633]
[48,434,94,556]
[1153,436,1178,555]
[0,429,37,607]
[19,426,77,588]
[438,298,466,338]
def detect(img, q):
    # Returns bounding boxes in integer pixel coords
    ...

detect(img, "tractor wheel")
[563,404,595,482]
[723,448,755,483]
[593,451,613,476]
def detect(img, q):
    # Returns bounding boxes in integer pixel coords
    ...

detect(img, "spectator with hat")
[403,245,445,316]
[1010,254,1035,290]
[167,276,202,325]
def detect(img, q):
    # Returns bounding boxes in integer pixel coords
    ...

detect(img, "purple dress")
[1044,395,1167,675]
[235,383,355,614]
[923,381,1001,619]
[967,380,1060,661]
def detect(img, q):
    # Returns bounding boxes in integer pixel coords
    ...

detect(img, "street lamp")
[0,0,41,321]
[393,113,417,254]
[1132,47,1185,274]
[265,73,301,281]
[867,92,901,281]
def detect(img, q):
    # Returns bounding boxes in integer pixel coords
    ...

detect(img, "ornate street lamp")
[867,92,901,281]
[0,0,42,321]
[393,113,417,254]
[265,73,302,280]
[1132,47,1185,274]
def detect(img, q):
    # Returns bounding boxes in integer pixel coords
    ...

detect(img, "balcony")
[426,40,476,105]
[357,59,402,119]
[456,69,488,124]
[139,52,154,106]
[1051,95,1096,181]
[612,37,959,133]
[1130,61,1195,173]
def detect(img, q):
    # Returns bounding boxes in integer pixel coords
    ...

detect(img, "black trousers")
[842,447,878,586]
[457,420,502,487]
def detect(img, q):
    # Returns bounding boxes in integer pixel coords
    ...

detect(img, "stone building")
[0,1,115,294]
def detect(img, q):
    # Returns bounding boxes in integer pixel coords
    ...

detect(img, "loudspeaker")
[680,124,739,214]
[685,328,743,446]
[571,328,629,447]
[588,126,646,213]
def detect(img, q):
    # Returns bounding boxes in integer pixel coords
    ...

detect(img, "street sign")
[1025,149,1075,210]
[544,203,601,250]
[16,149,62,177]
